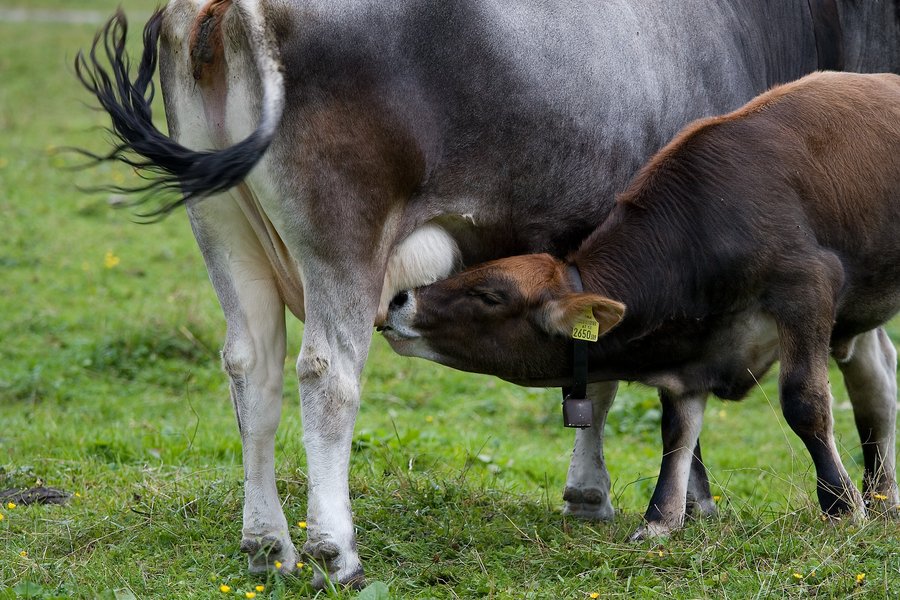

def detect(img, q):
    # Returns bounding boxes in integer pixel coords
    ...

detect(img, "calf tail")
[75,4,285,218]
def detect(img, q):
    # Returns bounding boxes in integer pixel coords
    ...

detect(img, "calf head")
[381,253,625,384]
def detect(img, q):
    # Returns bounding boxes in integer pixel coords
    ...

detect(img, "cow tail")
[75,2,285,219]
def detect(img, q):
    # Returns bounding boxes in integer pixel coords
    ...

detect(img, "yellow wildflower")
[873,493,888,501]
[792,573,802,580]
[219,584,231,593]
[589,593,600,599]
[856,573,866,584]
[6,502,16,510]
[713,495,721,502]
[0,513,4,521]
[296,561,305,569]
[274,561,282,569]
[19,551,27,557]
[245,593,256,599]
[75,492,82,498]
[297,521,307,529]
[104,251,120,269]
[255,585,265,592]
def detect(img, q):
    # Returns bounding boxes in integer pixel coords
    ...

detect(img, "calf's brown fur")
[383,71,900,537]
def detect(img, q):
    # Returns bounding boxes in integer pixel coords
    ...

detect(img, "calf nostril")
[389,290,409,310]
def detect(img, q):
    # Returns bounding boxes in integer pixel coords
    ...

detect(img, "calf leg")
[686,439,718,519]
[188,204,297,574]
[835,328,899,511]
[563,381,617,521]
[779,322,865,519]
[630,392,706,540]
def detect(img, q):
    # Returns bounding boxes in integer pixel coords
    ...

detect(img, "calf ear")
[540,293,626,339]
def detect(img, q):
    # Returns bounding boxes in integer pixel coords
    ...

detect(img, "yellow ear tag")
[571,307,600,342]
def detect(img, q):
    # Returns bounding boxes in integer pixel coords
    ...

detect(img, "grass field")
[2,2,899,598]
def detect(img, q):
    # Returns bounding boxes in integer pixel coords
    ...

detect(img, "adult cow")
[77,0,900,588]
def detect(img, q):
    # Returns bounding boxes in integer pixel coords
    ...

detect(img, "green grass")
[1,2,899,598]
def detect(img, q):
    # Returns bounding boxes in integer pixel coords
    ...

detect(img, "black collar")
[561,264,592,428]
[807,0,844,71]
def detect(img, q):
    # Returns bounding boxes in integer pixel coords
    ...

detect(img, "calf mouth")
[376,324,419,342]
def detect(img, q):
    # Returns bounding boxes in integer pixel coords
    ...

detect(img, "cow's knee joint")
[297,352,331,382]
[222,336,257,378]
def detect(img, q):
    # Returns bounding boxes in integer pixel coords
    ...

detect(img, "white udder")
[377,223,461,323]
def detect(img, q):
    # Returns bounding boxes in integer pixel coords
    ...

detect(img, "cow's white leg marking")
[836,327,899,511]
[188,199,297,574]
[562,381,617,521]
[377,223,460,324]
[630,392,706,540]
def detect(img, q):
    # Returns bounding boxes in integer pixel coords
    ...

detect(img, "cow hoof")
[563,501,615,521]
[241,535,298,575]
[628,521,673,542]
[562,487,615,521]
[303,539,366,590]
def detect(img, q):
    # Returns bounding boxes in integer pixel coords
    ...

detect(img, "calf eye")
[469,289,505,306]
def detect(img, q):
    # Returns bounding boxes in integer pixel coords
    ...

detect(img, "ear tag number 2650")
[571,307,599,342]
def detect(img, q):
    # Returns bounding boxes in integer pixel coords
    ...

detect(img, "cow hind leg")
[563,381,617,521]
[835,328,899,513]
[188,203,298,575]
[296,260,384,589]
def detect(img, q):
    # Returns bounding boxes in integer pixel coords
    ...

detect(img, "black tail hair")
[75,9,277,219]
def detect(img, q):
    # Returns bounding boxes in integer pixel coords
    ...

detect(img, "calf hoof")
[864,485,900,518]
[821,485,866,524]
[303,539,366,590]
[562,487,615,521]
[686,497,718,520]
[241,534,298,575]
[628,521,675,542]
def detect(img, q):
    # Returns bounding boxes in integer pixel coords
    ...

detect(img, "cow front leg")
[835,328,899,513]
[298,268,380,590]
[629,392,706,540]
[563,381,617,521]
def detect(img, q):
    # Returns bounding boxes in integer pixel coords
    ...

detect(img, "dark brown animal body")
[384,71,900,536]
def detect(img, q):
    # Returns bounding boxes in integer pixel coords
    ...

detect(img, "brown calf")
[383,71,900,537]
